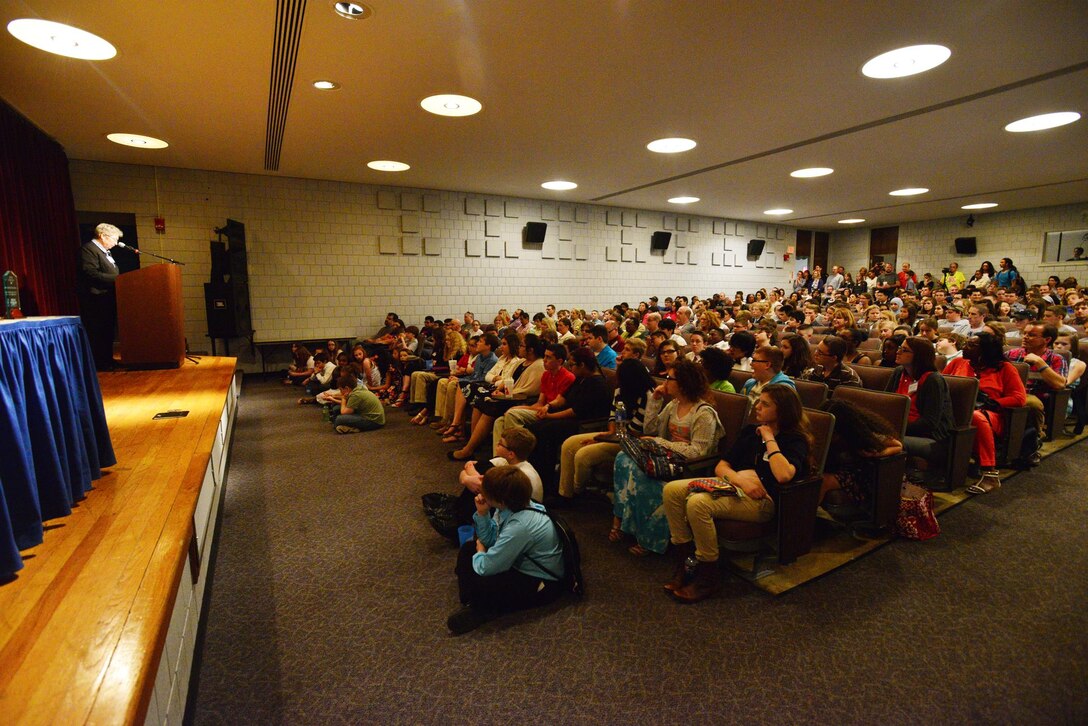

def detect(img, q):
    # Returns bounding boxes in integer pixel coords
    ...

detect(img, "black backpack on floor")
[523,508,585,598]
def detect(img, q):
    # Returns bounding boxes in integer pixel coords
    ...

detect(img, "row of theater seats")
[575,358,1056,579]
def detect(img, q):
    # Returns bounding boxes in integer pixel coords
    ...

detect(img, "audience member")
[661,384,811,602]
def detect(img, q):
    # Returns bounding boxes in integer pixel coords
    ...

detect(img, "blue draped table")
[0,316,116,578]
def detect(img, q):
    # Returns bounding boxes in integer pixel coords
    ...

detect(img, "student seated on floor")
[448,466,564,635]
[438,426,544,532]
[331,373,386,434]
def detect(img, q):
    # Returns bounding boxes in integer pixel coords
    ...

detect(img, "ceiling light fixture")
[541,181,577,190]
[647,138,696,153]
[333,2,372,20]
[7,18,116,60]
[962,203,998,210]
[764,208,793,215]
[861,44,950,79]
[889,187,929,196]
[790,167,834,178]
[106,133,168,149]
[838,219,866,224]
[1004,112,1081,133]
[420,94,482,117]
[668,196,700,204]
[313,80,341,90]
[367,160,410,172]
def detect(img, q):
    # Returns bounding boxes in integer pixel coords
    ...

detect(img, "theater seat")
[679,390,751,477]
[848,363,895,391]
[824,387,910,533]
[906,375,977,489]
[715,408,835,578]
[728,369,754,392]
[791,378,828,409]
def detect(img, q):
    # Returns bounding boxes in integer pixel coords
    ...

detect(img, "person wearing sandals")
[447,466,564,635]
[944,332,1027,494]
[449,335,545,461]
[439,333,499,444]
[612,359,723,557]
[661,384,811,602]
[431,334,477,430]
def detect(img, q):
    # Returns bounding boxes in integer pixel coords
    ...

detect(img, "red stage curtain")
[0,98,80,316]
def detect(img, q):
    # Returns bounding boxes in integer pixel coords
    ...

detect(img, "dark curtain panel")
[0,98,80,316]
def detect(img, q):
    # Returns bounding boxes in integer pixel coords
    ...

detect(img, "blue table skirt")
[0,317,116,577]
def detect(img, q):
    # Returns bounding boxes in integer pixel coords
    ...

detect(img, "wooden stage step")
[0,357,239,725]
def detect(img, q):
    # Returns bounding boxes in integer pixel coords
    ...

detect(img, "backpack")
[522,508,585,598]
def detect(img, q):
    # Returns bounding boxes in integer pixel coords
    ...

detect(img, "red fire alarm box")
[154,217,166,234]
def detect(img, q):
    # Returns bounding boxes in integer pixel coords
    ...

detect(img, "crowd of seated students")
[276,260,1086,622]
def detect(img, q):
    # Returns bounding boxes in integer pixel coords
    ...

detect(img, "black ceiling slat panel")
[265,0,307,171]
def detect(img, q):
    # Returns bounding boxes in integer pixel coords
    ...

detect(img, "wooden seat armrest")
[774,475,822,564]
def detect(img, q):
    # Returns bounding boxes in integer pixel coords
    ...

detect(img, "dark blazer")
[78,242,119,297]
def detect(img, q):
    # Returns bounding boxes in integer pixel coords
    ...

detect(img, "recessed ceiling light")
[333,2,372,20]
[861,44,951,79]
[367,160,410,172]
[107,133,168,149]
[647,138,697,153]
[313,80,341,90]
[420,94,482,117]
[838,219,866,224]
[962,203,998,210]
[764,208,793,215]
[1004,112,1081,133]
[7,19,116,60]
[790,167,834,178]
[668,196,700,204]
[889,187,929,196]
[541,181,577,190]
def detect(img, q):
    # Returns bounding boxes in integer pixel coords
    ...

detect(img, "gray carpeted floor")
[190,378,1088,725]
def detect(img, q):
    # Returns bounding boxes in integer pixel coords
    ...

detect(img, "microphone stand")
[132,248,185,265]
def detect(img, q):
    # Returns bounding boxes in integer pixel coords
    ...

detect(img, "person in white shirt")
[936,332,965,362]
[825,266,845,291]
[556,317,576,344]
[944,306,971,337]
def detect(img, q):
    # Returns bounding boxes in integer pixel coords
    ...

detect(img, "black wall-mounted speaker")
[747,239,766,257]
[651,231,672,251]
[525,221,547,244]
[955,236,977,255]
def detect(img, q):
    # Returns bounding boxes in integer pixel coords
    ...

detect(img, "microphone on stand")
[115,241,185,265]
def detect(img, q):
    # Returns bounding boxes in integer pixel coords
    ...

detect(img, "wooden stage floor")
[0,357,238,725]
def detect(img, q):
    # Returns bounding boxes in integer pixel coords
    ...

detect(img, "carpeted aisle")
[190,378,1088,725]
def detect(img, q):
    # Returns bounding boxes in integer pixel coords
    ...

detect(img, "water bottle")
[614,400,627,436]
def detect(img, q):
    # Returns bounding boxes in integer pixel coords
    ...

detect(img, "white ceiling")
[2,0,1087,230]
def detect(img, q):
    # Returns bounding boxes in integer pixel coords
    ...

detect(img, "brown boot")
[663,541,695,592]
[671,560,721,603]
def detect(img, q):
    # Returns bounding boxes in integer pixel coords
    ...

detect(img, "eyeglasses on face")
[660,348,678,355]
[751,358,770,364]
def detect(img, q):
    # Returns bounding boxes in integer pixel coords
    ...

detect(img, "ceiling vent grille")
[265,0,307,171]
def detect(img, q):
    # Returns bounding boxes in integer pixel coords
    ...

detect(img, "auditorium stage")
[0,357,240,725]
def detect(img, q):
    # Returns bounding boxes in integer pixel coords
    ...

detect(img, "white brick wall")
[830,203,1088,283]
[69,161,795,368]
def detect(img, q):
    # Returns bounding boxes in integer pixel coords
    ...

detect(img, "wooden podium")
[116,263,186,368]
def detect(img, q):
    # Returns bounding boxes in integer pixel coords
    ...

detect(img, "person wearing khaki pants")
[558,433,621,497]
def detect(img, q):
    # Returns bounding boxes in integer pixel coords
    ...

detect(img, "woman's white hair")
[94,223,123,240]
